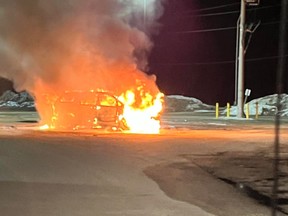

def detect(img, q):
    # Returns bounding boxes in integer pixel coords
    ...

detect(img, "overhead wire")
[158,2,285,67]
[171,20,284,34]
[182,4,281,18]
[187,2,240,13]
[166,3,282,34]
[189,10,239,18]
[173,26,236,34]
[154,55,288,66]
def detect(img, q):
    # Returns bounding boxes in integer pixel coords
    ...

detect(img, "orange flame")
[119,91,164,134]
[38,87,164,134]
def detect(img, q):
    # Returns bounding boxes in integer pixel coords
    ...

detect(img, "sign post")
[244,88,251,105]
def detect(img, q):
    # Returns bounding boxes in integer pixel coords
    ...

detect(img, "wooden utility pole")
[236,0,260,118]
[237,0,246,118]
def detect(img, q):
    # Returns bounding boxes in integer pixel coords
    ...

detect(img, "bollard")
[255,102,259,119]
[246,103,250,119]
[216,103,219,119]
[227,103,230,117]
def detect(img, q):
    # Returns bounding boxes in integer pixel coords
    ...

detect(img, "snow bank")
[226,94,288,117]
[0,90,287,116]
[0,90,35,110]
[164,95,214,112]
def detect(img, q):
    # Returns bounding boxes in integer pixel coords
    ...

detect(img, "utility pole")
[237,0,246,118]
[234,17,240,106]
[236,0,260,118]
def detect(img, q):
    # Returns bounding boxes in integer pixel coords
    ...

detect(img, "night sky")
[149,0,287,105]
[0,0,287,105]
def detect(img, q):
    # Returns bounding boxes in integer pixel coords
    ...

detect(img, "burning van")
[46,90,129,130]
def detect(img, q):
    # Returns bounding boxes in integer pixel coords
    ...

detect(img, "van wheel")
[118,118,129,131]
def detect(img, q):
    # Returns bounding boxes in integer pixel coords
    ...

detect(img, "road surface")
[0,111,287,216]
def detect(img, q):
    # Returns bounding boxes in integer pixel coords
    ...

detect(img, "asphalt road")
[0,111,287,216]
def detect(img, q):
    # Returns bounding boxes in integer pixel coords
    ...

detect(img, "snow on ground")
[227,94,288,117]
[0,90,34,110]
[1,92,287,216]
[165,93,288,117]
[164,95,215,112]
[164,94,288,117]
[0,90,288,117]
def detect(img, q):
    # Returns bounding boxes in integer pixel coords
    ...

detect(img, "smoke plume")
[0,0,165,96]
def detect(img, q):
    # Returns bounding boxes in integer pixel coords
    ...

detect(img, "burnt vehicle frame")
[50,90,128,130]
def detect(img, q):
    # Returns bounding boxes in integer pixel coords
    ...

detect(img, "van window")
[99,94,117,106]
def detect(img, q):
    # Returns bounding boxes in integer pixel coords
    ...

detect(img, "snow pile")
[0,90,35,110]
[0,91,213,112]
[165,94,288,116]
[1,90,287,116]
[228,94,288,117]
[164,95,214,112]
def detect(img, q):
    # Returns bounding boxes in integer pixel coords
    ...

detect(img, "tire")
[118,118,129,131]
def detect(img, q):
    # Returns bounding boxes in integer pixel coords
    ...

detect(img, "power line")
[174,4,280,17]
[173,26,236,34]
[172,20,284,34]
[154,55,288,66]
[188,2,240,13]
[247,55,288,62]
[183,4,281,18]
[189,10,239,18]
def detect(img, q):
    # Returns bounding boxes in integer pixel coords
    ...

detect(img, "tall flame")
[0,0,167,133]
[37,85,164,134]
[119,90,164,134]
